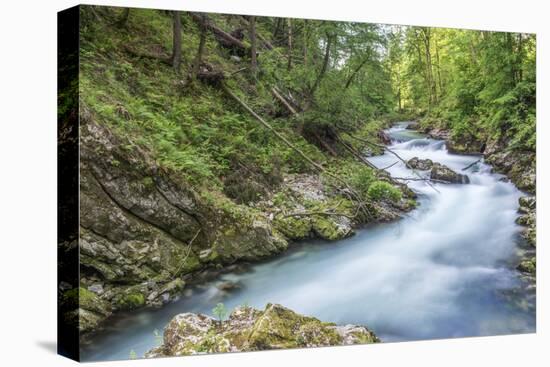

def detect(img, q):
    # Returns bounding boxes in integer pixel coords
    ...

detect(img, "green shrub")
[367,181,402,203]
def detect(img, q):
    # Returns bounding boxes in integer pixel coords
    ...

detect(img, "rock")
[217,280,242,292]
[519,196,536,210]
[407,157,433,170]
[430,163,470,184]
[77,117,292,333]
[62,288,112,333]
[427,128,450,140]
[517,258,536,274]
[146,304,378,357]
[516,196,536,248]
[378,130,392,145]
[88,283,104,295]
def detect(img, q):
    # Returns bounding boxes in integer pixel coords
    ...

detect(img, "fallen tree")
[189,13,249,51]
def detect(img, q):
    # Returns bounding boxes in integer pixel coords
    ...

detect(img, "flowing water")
[81,122,535,361]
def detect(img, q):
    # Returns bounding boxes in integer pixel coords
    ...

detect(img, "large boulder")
[430,163,470,184]
[146,304,378,357]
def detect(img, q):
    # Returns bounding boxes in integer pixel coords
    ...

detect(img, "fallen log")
[271,87,298,115]
[221,82,374,219]
[189,13,248,51]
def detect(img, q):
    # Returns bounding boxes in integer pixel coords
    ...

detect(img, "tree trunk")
[434,36,443,99]
[171,11,182,73]
[116,8,130,27]
[272,18,282,43]
[192,21,207,78]
[309,33,333,100]
[344,54,369,90]
[249,16,258,80]
[287,18,293,71]
[303,20,309,68]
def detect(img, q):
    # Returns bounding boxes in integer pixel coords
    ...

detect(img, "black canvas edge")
[57,4,81,362]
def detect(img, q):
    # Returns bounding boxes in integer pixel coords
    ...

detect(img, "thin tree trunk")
[344,55,369,90]
[309,33,333,99]
[287,18,293,71]
[171,11,182,73]
[249,16,258,80]
[273,18,282,43]
[303,20,309,68]
[434,36,443,99]
[116,8,130,27]
[192,21,207,78]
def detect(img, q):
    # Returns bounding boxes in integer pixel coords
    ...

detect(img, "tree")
[170,11,182,73]
[287,18,293,70]
[191,17,207,79]
[309,32,334,102]
[249,16,258,79]
[116,8,130,28]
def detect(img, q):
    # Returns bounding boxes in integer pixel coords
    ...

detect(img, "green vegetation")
[212,302,228,322]
[367,181,402,203]
[387,27,535,152]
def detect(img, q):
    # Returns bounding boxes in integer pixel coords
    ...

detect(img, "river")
[81,122,535,361]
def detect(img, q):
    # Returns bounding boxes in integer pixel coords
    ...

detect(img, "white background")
[0,0,547,365]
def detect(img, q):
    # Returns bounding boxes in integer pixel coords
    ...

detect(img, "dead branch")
[221,82,374,219]
[393,176,449,184]
[342,131,440,193]
[380,161,399,170]
[172,228,202,278]
[462,158,482,171]
[334,134,379,170]
[271,87,298,115]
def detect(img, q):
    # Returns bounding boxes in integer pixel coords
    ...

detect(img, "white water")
[82,122,535,361]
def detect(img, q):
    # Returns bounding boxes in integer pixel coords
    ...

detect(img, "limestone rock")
[407,157,434,170]
[430,163,470,184]
[146,304,378,357]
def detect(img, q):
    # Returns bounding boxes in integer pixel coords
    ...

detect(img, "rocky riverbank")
[421,124,536,275]
[146,303,379,357]
[69,111,413,336]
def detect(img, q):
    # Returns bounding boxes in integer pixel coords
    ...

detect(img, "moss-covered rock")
[117,292,145,310]
[517,257,536,274]
[274,216,312,240]
[62,287,113,333]
[146,303,378,358]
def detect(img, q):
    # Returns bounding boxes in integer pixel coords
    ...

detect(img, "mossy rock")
[273,216,312,240]
[146,303,378,358]
[311,216,347,241]
[117,292,146,310]
[517,257,536,274]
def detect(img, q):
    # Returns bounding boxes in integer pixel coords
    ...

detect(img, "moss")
[273,216,312,240]
[517,258,536,274]
[117,292,146,310]
[312,216,344,241]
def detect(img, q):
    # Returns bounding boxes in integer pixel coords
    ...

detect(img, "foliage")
[212,302,228,322]
[367,181,402,203]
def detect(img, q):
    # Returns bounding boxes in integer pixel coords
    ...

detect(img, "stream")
[81,122,535,361]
